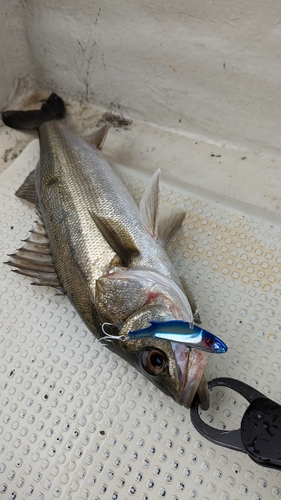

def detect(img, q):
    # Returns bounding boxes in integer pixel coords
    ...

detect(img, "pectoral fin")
[89,211,140,265]
[5,215,62,290]
[15,169,36,204]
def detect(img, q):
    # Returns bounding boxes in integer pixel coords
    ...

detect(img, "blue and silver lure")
[127,320,227,354]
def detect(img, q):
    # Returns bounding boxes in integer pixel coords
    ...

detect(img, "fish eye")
[139,348,168,376]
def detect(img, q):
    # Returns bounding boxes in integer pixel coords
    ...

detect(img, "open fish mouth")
[172,342,210,410]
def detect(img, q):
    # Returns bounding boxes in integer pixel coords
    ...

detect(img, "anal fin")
[5,214,62,290]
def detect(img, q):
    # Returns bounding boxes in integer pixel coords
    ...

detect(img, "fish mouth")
[172,343,210,410]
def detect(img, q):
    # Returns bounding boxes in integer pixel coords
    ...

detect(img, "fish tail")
[2,93,66,131]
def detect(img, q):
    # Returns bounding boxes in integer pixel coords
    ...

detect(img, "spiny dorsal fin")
[89,211,140,265]
[5,214,62,290]
[139,169,160,238]
[158,208,186,247]
[86,123,111,151]
[15,169,36,205]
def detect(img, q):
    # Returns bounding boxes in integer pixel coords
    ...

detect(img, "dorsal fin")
[86,123,111,151]
[139,169,160,238]
[5,214,62,290]
[15,169,36,204]
[88,211,140,265]
[158,208,186,247]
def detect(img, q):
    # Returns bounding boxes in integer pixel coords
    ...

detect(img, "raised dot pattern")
[0,149,280,499]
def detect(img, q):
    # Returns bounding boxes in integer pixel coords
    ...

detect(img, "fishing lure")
[100,320,227,354]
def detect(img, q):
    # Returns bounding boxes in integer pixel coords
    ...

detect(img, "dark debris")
[3,148,19,163]
[97,112,132,129]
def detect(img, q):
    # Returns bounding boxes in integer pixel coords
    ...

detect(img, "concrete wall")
[1,0,281,159]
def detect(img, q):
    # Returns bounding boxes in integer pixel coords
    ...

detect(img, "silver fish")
[2,93,211,409]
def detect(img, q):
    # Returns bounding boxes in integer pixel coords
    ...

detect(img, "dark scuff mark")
[4,148,12,162]
[97,112,132,130]
[3,148,19,163]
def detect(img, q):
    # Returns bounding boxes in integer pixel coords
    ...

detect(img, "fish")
[127,321,228,353]
[2,93,212,410]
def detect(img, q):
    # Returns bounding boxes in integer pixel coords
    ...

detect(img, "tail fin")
[2,93,66,131]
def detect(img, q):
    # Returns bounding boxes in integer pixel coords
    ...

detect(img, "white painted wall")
[0,1,35,106]
[1,0,281,159]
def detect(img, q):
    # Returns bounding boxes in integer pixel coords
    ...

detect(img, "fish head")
[95,267,193,325]
[95,268,210,409]
[115,305,210,410]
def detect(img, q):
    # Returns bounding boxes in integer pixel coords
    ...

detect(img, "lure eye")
[140,348,168,376]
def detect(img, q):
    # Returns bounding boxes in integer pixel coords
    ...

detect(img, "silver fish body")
[2,95,210,409]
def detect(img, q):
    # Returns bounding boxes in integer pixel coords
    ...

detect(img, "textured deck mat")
[0,140,281,500]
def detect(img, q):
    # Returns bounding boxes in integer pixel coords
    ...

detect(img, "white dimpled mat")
[0,140,281,500]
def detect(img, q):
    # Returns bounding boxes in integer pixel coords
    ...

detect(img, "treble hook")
[99,323,128,344]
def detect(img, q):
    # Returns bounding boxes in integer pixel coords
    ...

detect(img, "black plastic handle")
[190,377,281,470]
[241,397,281,470]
